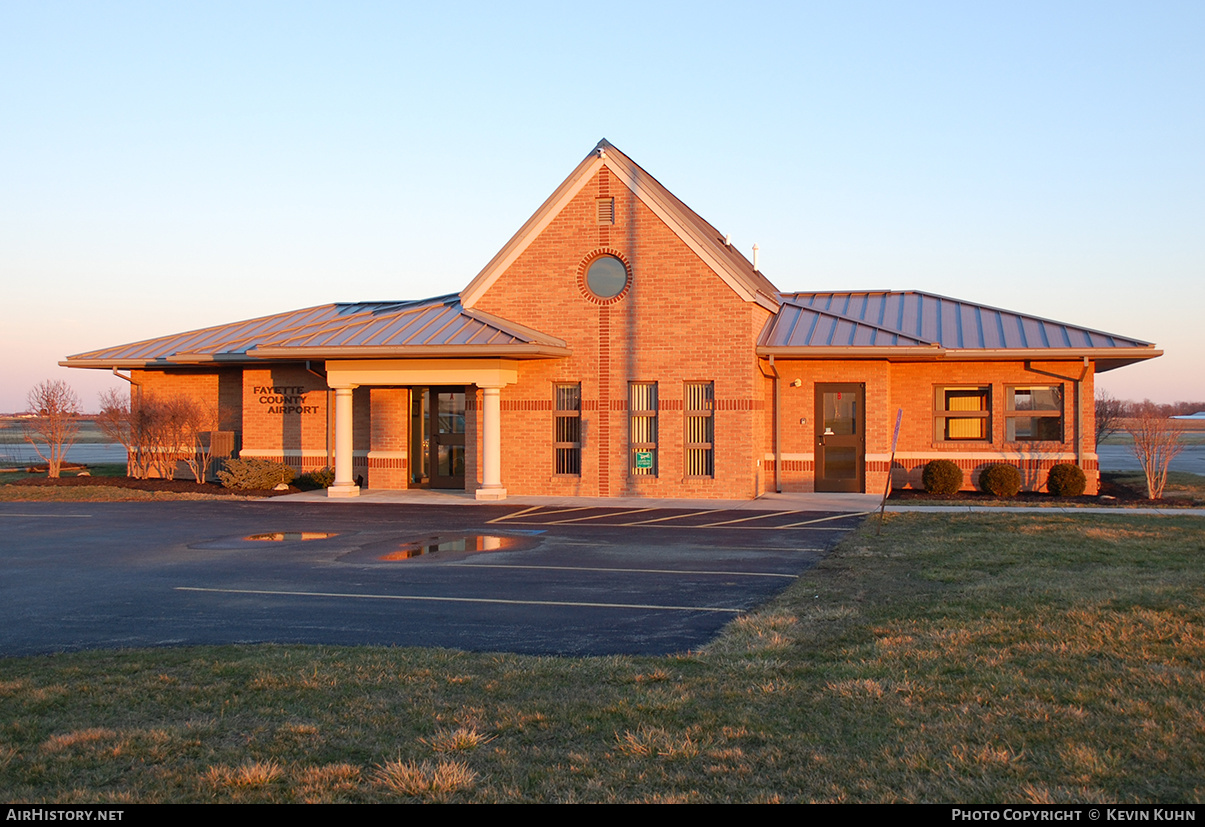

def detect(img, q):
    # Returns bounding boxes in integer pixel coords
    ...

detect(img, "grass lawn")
[1102,471,1205,504]
[1,512,1203,803]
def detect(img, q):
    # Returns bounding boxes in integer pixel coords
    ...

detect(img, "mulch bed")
[888,475,1199,507]
[10,476,293,498]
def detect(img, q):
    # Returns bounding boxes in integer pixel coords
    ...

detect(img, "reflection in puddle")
[244,532,339,542]
[379,535,513,560]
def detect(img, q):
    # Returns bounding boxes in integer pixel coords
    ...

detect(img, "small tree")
[1126,403,1185,499]
[97,389,216,481]
[23,380,82,478]
[98,388,153,478]
[1095,390,1128,446]
[169,396,217,482]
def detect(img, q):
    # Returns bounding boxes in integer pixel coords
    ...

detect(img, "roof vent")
[753,244,760,271]
[597,198,615,225]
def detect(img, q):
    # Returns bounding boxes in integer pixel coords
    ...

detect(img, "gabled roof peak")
[459,140,780,311]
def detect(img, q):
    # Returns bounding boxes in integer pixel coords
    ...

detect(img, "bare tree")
[166,396,216,482]
[1126,403,1186,499]
[23,380,82,478]
[1095,390,1129,446]
[97,389,216,481]
[98,388,152,478]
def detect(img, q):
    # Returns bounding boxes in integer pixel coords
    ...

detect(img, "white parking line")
[545,507,657,524]
[622,509,718,525]
[175,586,744,614]
[777,511,874,527]
[696,509,803,527]
[454,563,798,578]
[499,520,850,531]
[486,505,541,523]
[0,513,92,518]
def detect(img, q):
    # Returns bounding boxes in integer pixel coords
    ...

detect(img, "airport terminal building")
[63,141,1160,499]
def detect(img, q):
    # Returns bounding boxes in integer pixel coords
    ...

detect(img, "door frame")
[814,383,865,493]
[410,386,467,489]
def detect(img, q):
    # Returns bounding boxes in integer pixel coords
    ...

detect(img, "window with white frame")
[935,386,991,441]
[629,383,658,476]
[554,384,581,475]
[1006,386,1063,441]
[685,382,714,477]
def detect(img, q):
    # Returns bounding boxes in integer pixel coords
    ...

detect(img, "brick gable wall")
[472,167,771,499]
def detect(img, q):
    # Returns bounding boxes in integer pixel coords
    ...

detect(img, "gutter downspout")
[110,369,141,476]
[305,361,332,471]
[1077,357,1089,473]
[768,355,781,494]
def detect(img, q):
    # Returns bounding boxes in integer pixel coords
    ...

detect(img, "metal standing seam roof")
[759,290,1159,369]
[62,295,569,367]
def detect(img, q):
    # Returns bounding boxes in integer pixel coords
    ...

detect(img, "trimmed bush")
[294,467,335,491]
[216,458,296,491]
[922,459,963,495]
[977,463,1022,497]
[1047,463,1086,497]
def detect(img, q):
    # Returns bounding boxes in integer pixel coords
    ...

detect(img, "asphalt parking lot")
[0,501,864,657]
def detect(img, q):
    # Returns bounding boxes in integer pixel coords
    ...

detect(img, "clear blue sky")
[2,0,1201,412]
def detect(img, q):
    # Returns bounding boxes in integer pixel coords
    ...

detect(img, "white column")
[327,385,360,498]
[475,384,506,500]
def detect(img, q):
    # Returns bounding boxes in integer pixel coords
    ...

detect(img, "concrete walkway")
[275,488,1205,516]
[276,488,886,513]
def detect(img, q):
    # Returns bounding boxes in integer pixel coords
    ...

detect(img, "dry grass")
[422,726,495,753]
[0,484,244,502]
[615,725,702,760]
[373,760,477,801]
[1,513,1202,802]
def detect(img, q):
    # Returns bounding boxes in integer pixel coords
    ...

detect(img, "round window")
[585,255,628,299]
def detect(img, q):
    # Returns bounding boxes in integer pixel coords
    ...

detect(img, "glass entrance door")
[815,384,865,493]
[410,387,466,489]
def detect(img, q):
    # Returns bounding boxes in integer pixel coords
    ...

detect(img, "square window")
[1006,386,1063,442]
[935,386,991,442]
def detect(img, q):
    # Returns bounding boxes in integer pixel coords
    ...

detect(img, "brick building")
[63,141,1160,498]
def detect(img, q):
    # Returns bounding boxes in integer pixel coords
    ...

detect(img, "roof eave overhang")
[757,346,1163,366]
[59,355,253,370]
[757,346,946,359]
[246,345,571,360]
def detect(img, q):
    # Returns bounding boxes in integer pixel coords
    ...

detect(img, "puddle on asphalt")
[243,532,339,542]
[378,534,517,560]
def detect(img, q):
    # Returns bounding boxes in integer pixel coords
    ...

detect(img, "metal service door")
[815,384,865,493]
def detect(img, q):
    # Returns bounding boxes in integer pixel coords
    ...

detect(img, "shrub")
[922,459,963,495]
[216,458,296,491]
[977,463,1022,497]
[1046,463,1086,497]
[294,467,335,491]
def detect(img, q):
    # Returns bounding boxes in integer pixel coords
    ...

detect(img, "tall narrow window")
[555,384,582,475]
[685,382,714,477]
[629,383,658,476]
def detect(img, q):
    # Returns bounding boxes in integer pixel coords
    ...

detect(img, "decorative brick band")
[501,400,553,411]
[367,456,408,469]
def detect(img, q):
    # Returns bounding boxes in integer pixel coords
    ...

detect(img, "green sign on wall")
[634,451,654,469]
